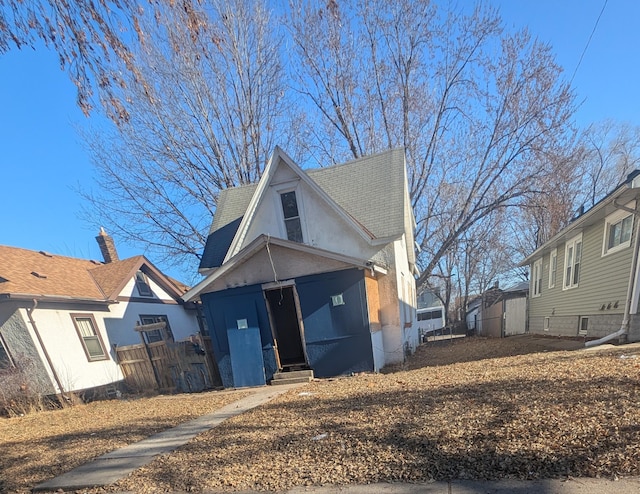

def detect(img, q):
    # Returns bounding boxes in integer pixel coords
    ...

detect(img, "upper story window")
[280,191,303,243]
[71,314,108,361]
[563,234,582,290]
[135,271,153,297]
[532,258,543,297]
[603,206,634,256]
[548,249,557,289]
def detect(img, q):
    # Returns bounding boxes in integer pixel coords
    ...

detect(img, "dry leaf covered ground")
[3,336,640,494]
[0,389,250,493]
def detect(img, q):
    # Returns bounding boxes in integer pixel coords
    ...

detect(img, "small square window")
[579,317,588,336]
[331,294,345,306]
[237,318,248,329]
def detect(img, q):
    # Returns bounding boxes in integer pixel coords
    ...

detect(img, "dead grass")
[0,389,250,493]
[3,336,640,493]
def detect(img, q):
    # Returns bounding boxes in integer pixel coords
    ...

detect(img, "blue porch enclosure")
[200,268,375,388]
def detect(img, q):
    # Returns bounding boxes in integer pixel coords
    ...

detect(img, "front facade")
[523,171,640,342]
[186,147,419,388]
[0,237,202,397]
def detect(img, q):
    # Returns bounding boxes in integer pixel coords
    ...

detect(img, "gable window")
[280,191,303,243]
[135,271,153,297]
[548,249,557,288]
[563,234,583,290]
[139,315,173,343]
[603,207,634,256]
[532,258,543,297]
[71,314,108,361]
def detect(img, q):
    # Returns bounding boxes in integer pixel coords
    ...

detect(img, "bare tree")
[78,0,291,273]
[0,0,140,115]
[288,0,577,287]
[578,121,640,208]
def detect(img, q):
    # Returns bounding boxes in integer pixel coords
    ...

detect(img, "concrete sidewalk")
[266,478,640,493]
[33,384,304,492]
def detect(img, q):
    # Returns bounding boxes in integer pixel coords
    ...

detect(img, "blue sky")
[0,0,637,281]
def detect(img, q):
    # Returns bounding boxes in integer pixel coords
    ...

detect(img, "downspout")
[26,299,66,395]
[586,199,640,347]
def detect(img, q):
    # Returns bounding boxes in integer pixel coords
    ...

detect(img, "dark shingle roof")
[200,148,410,269]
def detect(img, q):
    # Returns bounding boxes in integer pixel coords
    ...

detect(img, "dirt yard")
[3,336,640,493]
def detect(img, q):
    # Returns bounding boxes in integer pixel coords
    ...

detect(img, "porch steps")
[270,369,314,385]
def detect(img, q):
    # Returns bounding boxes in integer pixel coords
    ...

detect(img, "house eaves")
[184,234,387,302]
[0,293,115,305]
[520,171,640,266]
[89,255,187,301]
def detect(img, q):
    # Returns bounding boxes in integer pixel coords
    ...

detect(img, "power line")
[570,0,608,84]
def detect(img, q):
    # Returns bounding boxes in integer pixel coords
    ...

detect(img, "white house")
[0,230,203,397]
[184,147,420,387]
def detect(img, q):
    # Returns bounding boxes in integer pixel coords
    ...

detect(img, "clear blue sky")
[0,0,637,281]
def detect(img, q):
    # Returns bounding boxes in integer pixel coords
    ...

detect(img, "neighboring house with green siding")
[522,171,640,342]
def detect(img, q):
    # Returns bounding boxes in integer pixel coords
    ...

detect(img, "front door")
[265,286,307,368]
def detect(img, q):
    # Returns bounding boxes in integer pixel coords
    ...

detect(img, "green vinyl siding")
[529,215,635,320]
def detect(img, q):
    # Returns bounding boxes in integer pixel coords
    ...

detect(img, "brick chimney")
[96,227,119,263]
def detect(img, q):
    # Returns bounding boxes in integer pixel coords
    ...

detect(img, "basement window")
[579,316,588,336]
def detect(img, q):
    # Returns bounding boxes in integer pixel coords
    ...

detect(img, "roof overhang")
[0,293,115,305]
[184,234,388,302]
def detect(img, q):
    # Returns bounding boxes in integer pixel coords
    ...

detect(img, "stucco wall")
[0,303,55,395]
[104,276,200,347]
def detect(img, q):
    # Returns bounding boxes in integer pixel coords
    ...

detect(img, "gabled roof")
[200,147,413,270]
[0,245,186,304]
[88,255,187,300]
[521,170,640,266]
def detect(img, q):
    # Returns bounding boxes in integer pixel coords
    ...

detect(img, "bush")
[0,359,49,417]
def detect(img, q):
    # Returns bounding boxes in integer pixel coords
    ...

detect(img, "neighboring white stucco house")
[0,231,202,397]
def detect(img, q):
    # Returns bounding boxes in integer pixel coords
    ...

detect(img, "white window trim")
[602,202,635,257]
[579,316,588,336]
[544,317,550,331]
[532,258,543,297]
[563,233,583,290]
[548,248,557,289]
[272,181,308,244]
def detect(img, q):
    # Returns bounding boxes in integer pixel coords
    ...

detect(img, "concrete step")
[271,369,314,385]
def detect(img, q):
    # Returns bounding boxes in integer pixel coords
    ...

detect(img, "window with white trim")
[279,191,303,243]
[603,206,634,256]
[579,316,588,336]
[563,234,583,290]
[548,249,557,288]
[71,314,108,361]
[532,258,543,297]
[544,317,550,331]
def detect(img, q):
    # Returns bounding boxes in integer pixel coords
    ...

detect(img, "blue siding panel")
[228,327,266,387]
[296,269,374,378]
[201,267,374,387]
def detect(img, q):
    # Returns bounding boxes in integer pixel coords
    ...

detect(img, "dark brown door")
[265,286,306,367]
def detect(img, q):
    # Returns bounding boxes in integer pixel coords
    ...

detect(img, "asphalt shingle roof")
[200,148,410,269]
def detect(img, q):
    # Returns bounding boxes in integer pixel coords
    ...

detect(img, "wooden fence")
[115,337,220,393]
